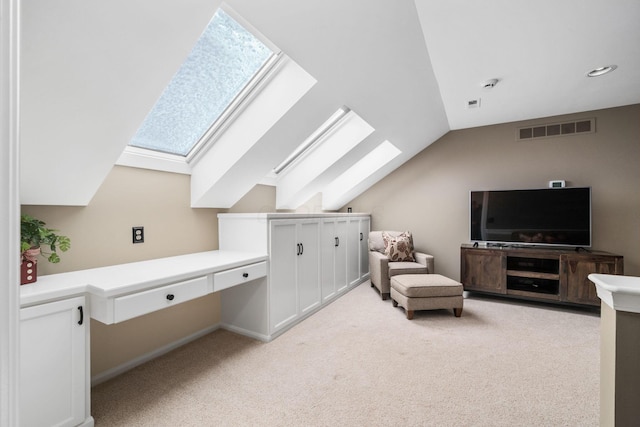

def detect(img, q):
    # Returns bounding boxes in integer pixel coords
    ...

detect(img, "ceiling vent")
[466,98,481,109]
[517,118,595,141]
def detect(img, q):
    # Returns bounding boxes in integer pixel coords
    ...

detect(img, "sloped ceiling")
[20,0,219,205]
[19,0,640,208]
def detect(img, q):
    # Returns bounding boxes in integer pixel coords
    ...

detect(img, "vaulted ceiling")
[19,0,640,208]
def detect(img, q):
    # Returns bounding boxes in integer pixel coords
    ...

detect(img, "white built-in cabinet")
[218,213,370,340]
[19,251,266,427]
[20,296,92,427]
[321,217,348,302]
[269,219,321,333]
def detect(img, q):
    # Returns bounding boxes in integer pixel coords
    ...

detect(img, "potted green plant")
[20,214,70,284]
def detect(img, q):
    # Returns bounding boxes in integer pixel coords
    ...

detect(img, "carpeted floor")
[91,281,600,426]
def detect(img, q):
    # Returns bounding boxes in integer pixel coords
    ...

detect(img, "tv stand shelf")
[460,244,623,307]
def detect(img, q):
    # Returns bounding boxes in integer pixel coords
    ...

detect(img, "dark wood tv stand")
[460,244,623,307]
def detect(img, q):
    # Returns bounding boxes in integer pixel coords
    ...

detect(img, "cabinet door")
[563,255,624,306]
[347,219,361,286]
[321,219,347,301]
[297,220,321,314]
[269,221,299,332]
[460,248,506,293]
[20,296,87,427]
[359,217,370,279]
[321,220,338,302]
[334,219,348,294]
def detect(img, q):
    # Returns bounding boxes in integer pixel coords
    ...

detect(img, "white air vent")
[466,98,481,109]
[517,118,595,141]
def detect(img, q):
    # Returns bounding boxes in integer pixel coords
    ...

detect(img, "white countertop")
[589,273,640,314]
[218,212,369,219]
[20,250,267,307]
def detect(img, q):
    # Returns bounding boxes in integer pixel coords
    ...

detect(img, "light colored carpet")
[91,281,600,426]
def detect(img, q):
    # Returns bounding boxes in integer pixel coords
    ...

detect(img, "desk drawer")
[113,276,209,323]
[213,262,267,292]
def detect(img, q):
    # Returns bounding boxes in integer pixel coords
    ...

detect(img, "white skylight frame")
[273,106,351,174]
[119,3,282,173]
[187,52,283,164]
[275,109,375,209]
[322,140,401,209]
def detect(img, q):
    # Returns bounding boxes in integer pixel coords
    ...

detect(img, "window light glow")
[273,106,350,174]
[323,141,401,205]
[275,109,375,209]
[129,8,275,156]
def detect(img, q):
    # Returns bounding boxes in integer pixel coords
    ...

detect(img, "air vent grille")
[517,118,595,141]
[466,98,481,109]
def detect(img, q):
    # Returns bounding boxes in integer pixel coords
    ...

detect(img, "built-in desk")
[20,250,268,310]
[18,250,267,427]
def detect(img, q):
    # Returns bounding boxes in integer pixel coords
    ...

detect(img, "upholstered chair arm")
[413,252,434,274]
[369,251,389,286]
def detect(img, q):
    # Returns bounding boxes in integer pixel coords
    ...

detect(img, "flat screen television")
[470,187,591,248]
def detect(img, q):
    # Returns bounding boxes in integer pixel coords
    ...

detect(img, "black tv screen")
[470,187,591,247]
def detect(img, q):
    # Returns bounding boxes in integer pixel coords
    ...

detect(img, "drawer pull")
[166,294,175,301]
[242,272,249,278]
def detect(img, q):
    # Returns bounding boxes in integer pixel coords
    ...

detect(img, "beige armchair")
[368,231,434,300]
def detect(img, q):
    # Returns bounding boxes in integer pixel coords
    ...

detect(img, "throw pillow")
[382,231,415,262]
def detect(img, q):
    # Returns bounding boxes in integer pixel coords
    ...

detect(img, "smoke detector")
[482,78,499,89]
[586,65,617,77]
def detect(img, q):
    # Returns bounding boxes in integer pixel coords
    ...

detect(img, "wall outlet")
[132,226,144,243]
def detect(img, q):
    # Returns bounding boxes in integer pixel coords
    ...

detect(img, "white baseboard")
[91,323,221,386]
[220,323,272,342]
[78,416,95,427]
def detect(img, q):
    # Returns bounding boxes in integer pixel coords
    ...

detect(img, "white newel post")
[589,274,640,427]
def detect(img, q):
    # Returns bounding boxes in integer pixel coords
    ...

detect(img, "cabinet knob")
[242,272,249,278]
[166,294,175,301]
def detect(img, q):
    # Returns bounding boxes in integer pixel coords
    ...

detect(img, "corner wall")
[345,104,640,280]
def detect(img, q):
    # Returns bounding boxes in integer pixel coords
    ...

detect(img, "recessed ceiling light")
[586,65,617,77]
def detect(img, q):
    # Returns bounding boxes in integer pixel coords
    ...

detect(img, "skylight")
[129,7,276,157]
[322,141,401,210]
[275,109,375,209]
[273,107,350,174]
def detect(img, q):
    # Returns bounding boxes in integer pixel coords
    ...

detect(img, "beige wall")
[22,165,221,274]
[346,104,640,279]
[22,166,223,377]
[227,184,328,214]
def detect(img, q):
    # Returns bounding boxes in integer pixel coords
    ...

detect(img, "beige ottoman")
[390,274,463,320]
